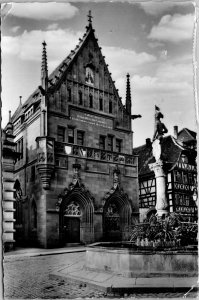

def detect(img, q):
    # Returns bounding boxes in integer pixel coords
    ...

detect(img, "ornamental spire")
[87,10,93,27]
[126,73,131,115]
[41,40,48,90]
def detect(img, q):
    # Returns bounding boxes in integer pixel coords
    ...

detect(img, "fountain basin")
[86,242,198,278]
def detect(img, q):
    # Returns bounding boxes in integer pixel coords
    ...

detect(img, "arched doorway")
[59,187,94,245]
[104,201,121,241]
[63,201,81,243]
[103,190,132,241]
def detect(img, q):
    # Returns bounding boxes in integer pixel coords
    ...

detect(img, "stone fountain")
[85,106,198,279]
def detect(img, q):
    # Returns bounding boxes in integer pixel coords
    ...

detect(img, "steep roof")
[11,19,124,124]
[134,135,186,176]
[177,128,196,141]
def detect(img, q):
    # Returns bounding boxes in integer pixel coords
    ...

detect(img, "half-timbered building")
[134,128,197,222]
[8,13,139,248]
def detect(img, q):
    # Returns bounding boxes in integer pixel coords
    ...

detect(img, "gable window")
[107,135,113,151]
[116,139,122,153]
[99,135,106,150]
[174,170,182,183]
[109,100,113,113]
[67,88,71,102]
[78,91,83,105]
[89,94,93,108]
[99,98,103,111]
[77,131,84,145]
[68,127,74,144]
[16,138,23,160]
[57,126,65,142]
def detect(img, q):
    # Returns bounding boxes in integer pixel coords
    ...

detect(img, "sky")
[1,1,196,147]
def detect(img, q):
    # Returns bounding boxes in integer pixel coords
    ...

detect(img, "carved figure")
[153,106,168,141]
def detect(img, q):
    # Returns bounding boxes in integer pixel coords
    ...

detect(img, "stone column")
[149,159,169,217]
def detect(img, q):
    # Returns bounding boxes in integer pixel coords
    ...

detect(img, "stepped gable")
[11,15,127,124]
[134,135,185,176]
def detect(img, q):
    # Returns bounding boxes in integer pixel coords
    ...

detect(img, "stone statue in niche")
[85,66,94,84]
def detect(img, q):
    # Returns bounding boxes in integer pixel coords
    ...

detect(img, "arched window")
[89,94,93,108]
[109,100,112,113]
[31,201,37,229]
[67,88,71,102]
[78,91,83,105]
[99,98,103,111]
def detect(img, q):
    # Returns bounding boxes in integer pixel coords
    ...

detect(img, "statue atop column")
[153,105,168,142]
[149,105,169,217]
[152,106,168,161]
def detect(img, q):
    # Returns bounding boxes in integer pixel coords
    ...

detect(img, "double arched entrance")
[59,187,94,244]
[103,189,133,241]
[59,184,133,244]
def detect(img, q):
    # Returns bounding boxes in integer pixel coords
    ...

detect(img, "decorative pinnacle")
[87,10,93,26]
[19,96,22,105]
[126,73,131,114]
[9,110,11,122]
[41,40,48,90]
[41,40,48,74]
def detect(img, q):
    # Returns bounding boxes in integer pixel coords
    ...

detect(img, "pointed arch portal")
[60,186,94,244]
[103,189,132,241]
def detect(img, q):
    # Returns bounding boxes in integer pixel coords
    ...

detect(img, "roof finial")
[9,110,11,122]
[19,96,22,106]
[87,10,93,26]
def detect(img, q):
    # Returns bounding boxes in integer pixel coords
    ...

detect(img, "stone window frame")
[116,138,122,153]
[99,97,103,111]
[89,94,93,108]
[77,130,85,146]
[68,126,75,144]
[57,126,66,142]
[99,135,106,150]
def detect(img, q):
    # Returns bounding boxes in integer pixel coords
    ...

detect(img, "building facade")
[134,127,197,222]
[2,113,20,251]
[9,14,139,248]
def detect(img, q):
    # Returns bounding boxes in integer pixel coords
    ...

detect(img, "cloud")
[102,46,157,81]
[11,25,20,33]
[2,29,84,71]
[47,23,59,30]
[10,3,79,20]
[139,2,192,16]
[148,13,194,43]
[2,28,157,83]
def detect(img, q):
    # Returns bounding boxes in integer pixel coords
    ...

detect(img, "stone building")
[134,127,197,222]
[8,13,139,248]
[2,112,20,251]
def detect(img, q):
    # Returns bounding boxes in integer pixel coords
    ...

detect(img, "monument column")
[149,158,168,217]
[149,106,169,217]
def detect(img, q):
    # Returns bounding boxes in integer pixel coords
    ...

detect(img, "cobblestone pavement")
[3,252,198,299]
